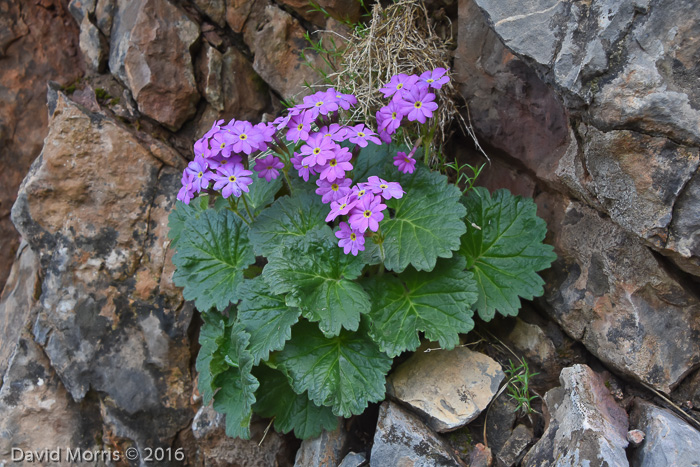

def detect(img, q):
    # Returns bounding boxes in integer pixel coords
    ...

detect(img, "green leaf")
[213,325,259,439]
[243,176,283,216]
[276,320,392,418]
[172,209,255,311]
[167,196,209,249]
[195,311,228,404]
[365,256,478,357]
[248,192,329,256]
[237,276,301,364]
[459,188,557,320]
[253,366,338,439]
[262,232,369,337]
[371,166,466,273]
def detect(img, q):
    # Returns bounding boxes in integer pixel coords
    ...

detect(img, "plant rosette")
[168,69,557,439]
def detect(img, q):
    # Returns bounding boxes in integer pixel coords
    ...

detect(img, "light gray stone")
[79,15,108,73]
[630,399,700,467]
[294,422,348,467]
[522,364,629,467]
[370,402,464,467]
[497,424,533,467]
[387,347,504,432]
[338,451,366,467]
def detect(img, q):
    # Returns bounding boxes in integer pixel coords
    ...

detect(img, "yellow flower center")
[357,132,365,137]
[391,112,397,119]
[240,133,247,140]
[198,171,203,178]
[340,203,347,210]
[297,123,304,131]
[313,147,321,155]
[350,233,356,241]
[427,78,434,83]
[357,190,365,198]
[329,159,337,167]
[396,83,403,90]
[380,184,388,189]
[331,184,339,191]
[414,101,422,109]
[229,175,237,182]
[220,142,226,149]
[363,210,372,218]
[315,101,324,107]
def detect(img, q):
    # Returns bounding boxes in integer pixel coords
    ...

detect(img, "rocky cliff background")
[1,0,699,465]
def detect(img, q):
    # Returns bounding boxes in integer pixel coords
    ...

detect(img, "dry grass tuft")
[329,0,464,152]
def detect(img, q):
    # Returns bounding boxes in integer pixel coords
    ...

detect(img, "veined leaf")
[243,176,283,217]
[459,188,557,320]
[276,320,392,418]
[371,166,466,273]
[237,276,301,364]
[365,256,478,357]
[172,208,255,311]
[167,196,209,249]
[262,232,369,337]
[213,325,259,439]
[253,365,338,439]
[248,192,328,256]
[352,142,407,182]
[195,311,228,405]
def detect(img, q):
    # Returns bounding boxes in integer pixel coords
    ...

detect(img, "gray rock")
[371,402,464,467]
[504,317,557,368]
[79,15,108,73]
[630,399,700,467]
[94,0,115,37]
[497,424,533,467]
[197,43,224,111]
[192,405,289,466]
[109,0,200,130]
[294,422,348,467]
[11,92,193,454]
[522,364,629,467]
[538,194,700,393]
[668,170,700,276]
[193,0,226,27]
[68,0,96,24]
[338,451,366,467]
[484,396,518,455]
[387,347,504,432]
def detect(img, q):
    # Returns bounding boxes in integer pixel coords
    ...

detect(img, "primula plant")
[168,69,556,439]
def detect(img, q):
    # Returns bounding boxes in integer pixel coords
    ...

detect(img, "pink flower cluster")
[177,119,281,204]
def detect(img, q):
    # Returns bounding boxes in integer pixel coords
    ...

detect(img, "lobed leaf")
[276,320,392,418]
[195,311,228,405]
[243,176,283,218]
[248,192,328,256]
[167,196,209,249]
[365,256,478,357]
[253,365,338,439]
[213,325,259,439]
[172,208,255,311]
[237,276,301,364]
[262,232,369,337]
[459,188,557,320]
[371,166,466,273]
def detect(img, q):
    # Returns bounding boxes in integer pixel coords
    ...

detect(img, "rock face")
[522,364,629,467]
[10,91,193,457]
[294,423,348,467]
[387,347,504,432]
[629,399,700,467]
[370,402,464,467]
[109,0,200,130]
[0,0,83,291]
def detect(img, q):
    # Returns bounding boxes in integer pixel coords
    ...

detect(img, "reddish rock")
[225,0,256,33]
[109,0,200,130]
[0,0,83,292]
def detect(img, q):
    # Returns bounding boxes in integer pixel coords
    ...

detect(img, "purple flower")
[211,131,235,158]
[376,100,404,135]
[213,162,254,198]
[393,151,416,174]
[177,171,196,204]
[227,120,258,155]
[350,185,369,202]
[419,68,450,89]
[330,89,357,110]
[291,153,317,182]
[254,155,285,182]
[254,122,276,151]
[204,119,225,138]
[316,177,352,204]
[207,152,241,169]
[348,193,386,233]
[335,222,365,256]
[396,86,439,124]
[319,146,353,182]
[300,90,339,117]
[347,124,381,147]
[193,137,212,159]
[300,133,339,167]
[380,73,419,98]
[378,130,393,145]
[366,176,404,199]
[286,111,315,142]
[325,193,359,222]
[185,155,214,192]
[317,123,349,142]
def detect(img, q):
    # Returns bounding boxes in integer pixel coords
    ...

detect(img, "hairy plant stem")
[228,197,251,226]
[282,168,294,196]
[241,195,254,220]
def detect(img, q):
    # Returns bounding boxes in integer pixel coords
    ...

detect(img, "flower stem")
[228,197,251,226]
[283,168,294,196]
[241,194,254,220]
